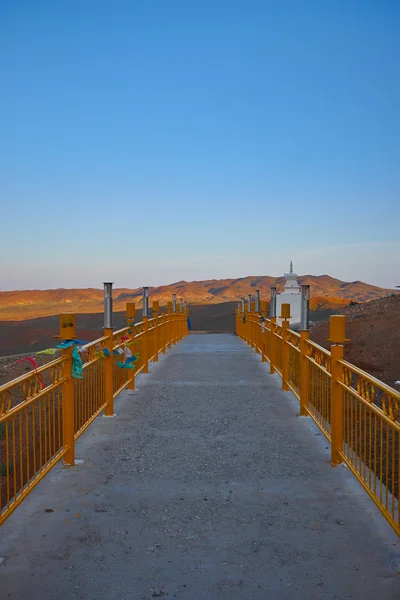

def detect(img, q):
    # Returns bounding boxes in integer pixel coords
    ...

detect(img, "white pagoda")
[276,262,301,328]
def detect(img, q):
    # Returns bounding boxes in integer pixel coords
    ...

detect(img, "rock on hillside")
[310,295,400,388]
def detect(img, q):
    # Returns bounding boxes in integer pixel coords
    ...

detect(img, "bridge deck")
[0,334,398,599]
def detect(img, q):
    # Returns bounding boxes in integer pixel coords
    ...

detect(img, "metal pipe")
[241,298,245,312]
[300,285,310,330]
[269,287,277,318]
[255,289,260,312]
[172,293,177,312]
[179,297,183,312]
[103,282,114,329]
[247,294,252,312]
[142,286,149,318]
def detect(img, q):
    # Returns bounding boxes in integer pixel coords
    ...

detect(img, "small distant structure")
[276,262,301,328]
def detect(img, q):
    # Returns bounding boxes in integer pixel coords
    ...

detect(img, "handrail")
[0,307,189,526]
[237,307,400,536]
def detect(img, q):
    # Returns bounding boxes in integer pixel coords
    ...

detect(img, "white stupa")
[276,262,301,328]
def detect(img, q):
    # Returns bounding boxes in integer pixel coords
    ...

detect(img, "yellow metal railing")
[237,306,400,536]
[0,302,189,525]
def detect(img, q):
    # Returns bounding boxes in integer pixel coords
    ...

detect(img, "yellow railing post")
[60,313,76,466]
[281,303,291,391]
[299,330,310,415]
[260,301,268,362]
[269,317,276,374]
[250,301,256,350]
[244,303,249,344]
[161,311,167,354]
[142,316,149,373]
[330,315,347,466]
[167,302,172,348]
[153,301,159,362]
[104,327,114,415]
[103,282,115,416]
[126,302,136,391]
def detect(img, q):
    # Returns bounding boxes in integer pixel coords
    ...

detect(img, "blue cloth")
[187,317,192,331]
[71,346,83,379]
[116,361,136,370]
[55,339,88,349]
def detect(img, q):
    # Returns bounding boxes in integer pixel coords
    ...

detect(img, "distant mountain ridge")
[0,275,397,321]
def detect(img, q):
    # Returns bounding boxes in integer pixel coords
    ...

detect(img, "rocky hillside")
[310,295,400,388]
[0,275,396,321]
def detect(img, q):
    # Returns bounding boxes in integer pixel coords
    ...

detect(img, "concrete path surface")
[0,334,399,599]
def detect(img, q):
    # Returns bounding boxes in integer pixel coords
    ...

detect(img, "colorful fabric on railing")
[15,357,45,389]
[116,343,139,370]
[71,346,83,379]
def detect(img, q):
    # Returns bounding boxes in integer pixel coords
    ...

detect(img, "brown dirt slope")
[0,275,397,321]
[310,295,400,388]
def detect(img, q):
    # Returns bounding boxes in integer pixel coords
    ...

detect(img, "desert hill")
[0,275,396,321]
[310,295,400,388]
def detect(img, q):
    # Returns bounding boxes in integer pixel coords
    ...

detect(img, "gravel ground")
[0,334,399,600]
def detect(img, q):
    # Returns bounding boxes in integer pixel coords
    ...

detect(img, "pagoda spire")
[290,261,293,274]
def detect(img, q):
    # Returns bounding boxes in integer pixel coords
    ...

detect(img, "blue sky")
[1,0,399,290]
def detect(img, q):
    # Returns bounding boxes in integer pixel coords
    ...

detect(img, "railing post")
[61,313,76,466]
[330,315,347,466]
[260,300,268,362]
[299,286,310,416]
[269,287,277,375]
[161,311,167,353]
[299,331,310,415]
[126,302,136,391]
[281,303,291,392]
[103,283,114,417]
[153,301,159,362]
[250,299,256,348]
[142,287,149,373]
[185,306,190,337]
[255,290,261,353]
[172,294,177,344]
[179,298,184,340]
[244,300,249,344]
[167,302,172,348]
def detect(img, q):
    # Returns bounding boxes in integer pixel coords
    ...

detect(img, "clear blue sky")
[1,0,399,290]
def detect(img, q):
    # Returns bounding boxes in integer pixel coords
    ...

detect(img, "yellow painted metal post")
[299,330,310,415]
[269,317,276,374]
[330,315,347,466]
[60,314,76,466]
[127,302,136,391]
[255,296,262,354]
[250,301,256,348]
[167,302,172,348]
[161,311,167,354]
[142,317,149,373]
[173,310,177,344]
[153,301,159,362]
[104,328,114,415]
[177,309,181,341]
[260,301,268,362]
[244,304,249,344]
[281,303,291,392]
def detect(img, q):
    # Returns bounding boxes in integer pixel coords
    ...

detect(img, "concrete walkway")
[0,334,399,599]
